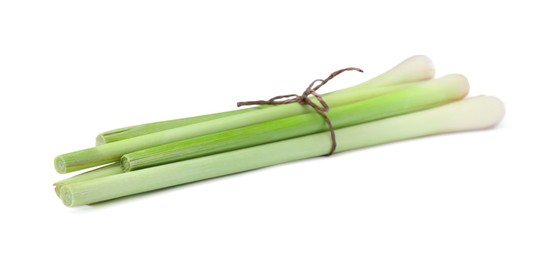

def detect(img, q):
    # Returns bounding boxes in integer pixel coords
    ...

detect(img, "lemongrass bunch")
[94,55,434,145]
[53,55,505,208]
[121,74,468,171]
[60,96,505,207]
[55,55,435,173]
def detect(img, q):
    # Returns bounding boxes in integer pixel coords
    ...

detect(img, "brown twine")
[237,67,363,155]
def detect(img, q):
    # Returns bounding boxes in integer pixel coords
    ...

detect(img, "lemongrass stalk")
[122,74,468,171]
[96,108,256,145]
[58,77,450,174]
[55,56,436,174]
[56,77,446,174]
[95,55,435,145]
[60,96,505,207]
[53,163,123,197]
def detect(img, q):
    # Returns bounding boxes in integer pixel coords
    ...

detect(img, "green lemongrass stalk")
[55,56,436,174]
[53,163,123,197]
[96,108,255,145]
[121,74,469,171]
[60,96,505,207]
[95,55,435,145]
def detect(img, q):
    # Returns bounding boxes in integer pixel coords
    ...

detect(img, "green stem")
[95,55,435,145]
[60,96,505,207]
[55,56,436,173]
[122,74,468,171]
[96,108,256,145]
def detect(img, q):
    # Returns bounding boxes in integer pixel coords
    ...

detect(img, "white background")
[1,0,556,259]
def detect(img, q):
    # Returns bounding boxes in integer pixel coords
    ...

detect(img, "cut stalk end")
[96,134,106,146]
[54,156,67,174]
[121,156,132,172]
[60,186,74,207]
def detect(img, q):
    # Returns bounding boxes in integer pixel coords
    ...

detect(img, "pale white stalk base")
[60,96,504,207]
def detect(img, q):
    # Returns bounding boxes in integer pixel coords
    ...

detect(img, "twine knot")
[237,67,363,155]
